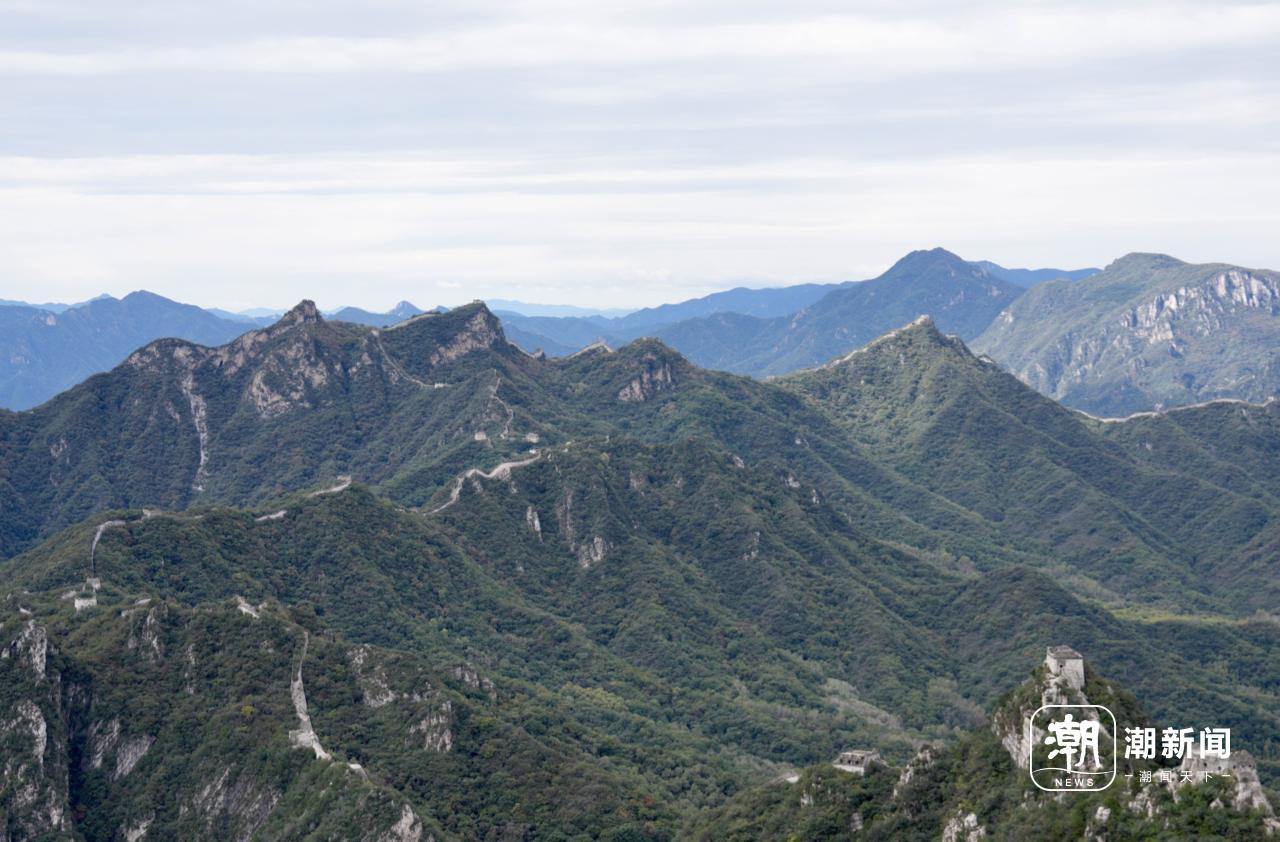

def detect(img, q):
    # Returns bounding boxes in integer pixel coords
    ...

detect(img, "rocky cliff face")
[0,618,73,840]
[975,254,1280,415]
[693,646,1280,839]
[616,350,675,402]
[0,598,439,842]
[992,645,1098,771]
[1169,749,1280,834]
[990,647,1279,835]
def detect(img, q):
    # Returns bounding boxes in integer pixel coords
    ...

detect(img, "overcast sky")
[1,0,1277,311]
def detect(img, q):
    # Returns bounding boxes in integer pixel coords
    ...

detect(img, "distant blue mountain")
[487,299,633,318]
[0,254,1095,409]
[0,291,250,410]
[641,248,1026,375]
[969,261,1099,287]
[494,280,854,354]
[328,301,429,327]
[205,307,276,325]
[496,251,1056,371]
[0,293,114,313]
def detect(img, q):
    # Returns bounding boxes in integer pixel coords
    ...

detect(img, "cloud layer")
[1,1,1277,309]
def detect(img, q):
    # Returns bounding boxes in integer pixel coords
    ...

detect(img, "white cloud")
[1,4,1277,77]
[0,0,1276,308]
[2,149,1276,309]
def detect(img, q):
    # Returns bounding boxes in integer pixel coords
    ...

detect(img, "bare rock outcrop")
[1168,749,1280,833]
[617,350,676,402]
[0,620,73,839]
[941,810,988,841]
[994,645,1096,770]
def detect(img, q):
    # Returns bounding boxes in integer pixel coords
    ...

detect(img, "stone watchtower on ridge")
[832,749,881,776]
[1045,645,1085,691]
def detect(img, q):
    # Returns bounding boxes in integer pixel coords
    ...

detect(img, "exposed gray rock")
[994,645,1097,770]
[941,810,987,841]
[1169,748,1279,832]
[288,632,331,761]
[894,745,937,798]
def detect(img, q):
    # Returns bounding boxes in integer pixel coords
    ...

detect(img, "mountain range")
[493,249,1039,371]
[0,252,1112,414]
[1,301,1278,838]
[653,248,1025,376]
[0,292,251,411]
[500,249,1280,417]
[968,261,1098,288]
[973,252,1280,415]
[15,248,1280,421]
[0,297,449,411]
[328,301,432,328]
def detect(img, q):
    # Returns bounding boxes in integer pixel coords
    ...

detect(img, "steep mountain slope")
[5,306,1280,837]
[781,316,1280,613]
[0,300,1022,572]
[636,248,1022,377]
[0,301,573,557]
[974,253,1280,415]
[6,453,1280,838]
[691,647,1280,839]
[5,299,1279,614]
[0,292,251,411]
[0,597,442,841]
[495,253,1090,366]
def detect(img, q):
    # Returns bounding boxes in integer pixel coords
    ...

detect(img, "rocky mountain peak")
[812,314,964,372]
[434,301,504,345]
[992,644,1103,771]
[375,301,510,373]
[975,251,1280,414]
[613,339,687,402]
[388,301,421,319]
[872,313,952,347]
[904,313,938,332]
[279,300,323,327]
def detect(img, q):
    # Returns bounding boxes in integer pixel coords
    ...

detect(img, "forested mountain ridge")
[782,315,1280,613]
[0,294,450,413]
[5,299,1280,620]
[500,249,1280,418]
[6,448,1280,838]
[8,473,1278,841]
[3,303,1280,838]
[974,252,1280,415]
[0,300,554,556]
[0,297,1036,564]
